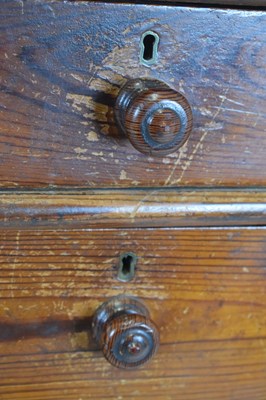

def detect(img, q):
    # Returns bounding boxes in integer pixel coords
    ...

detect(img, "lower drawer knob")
[92,295,159,369]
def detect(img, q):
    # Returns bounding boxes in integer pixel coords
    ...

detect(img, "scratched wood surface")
[0,227,266,399]
[1,189,266,229]
[1,1,266,188]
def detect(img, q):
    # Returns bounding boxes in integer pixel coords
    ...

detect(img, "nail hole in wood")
[117,252,137,282]
[140,31,159,66]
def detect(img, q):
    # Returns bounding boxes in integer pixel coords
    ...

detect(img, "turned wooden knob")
[92,295,159,369]
[115,78,193,156]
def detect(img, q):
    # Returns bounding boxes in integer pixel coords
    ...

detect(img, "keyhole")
[143,34,155,61]
[140,31,159,66]
[117,252,137,282]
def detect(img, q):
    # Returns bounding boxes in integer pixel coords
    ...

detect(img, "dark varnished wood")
[92,295,159,369]
[0,189,266,229]
[0,1,266,187]
[115,79,193,156]
[0,227,265,398]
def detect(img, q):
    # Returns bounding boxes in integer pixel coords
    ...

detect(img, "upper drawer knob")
[92,295,159,369]
[115,78,193,156]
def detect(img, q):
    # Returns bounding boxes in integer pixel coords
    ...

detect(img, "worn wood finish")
[1,189,266,229]
[0,227,266,399]
[1,1,266,188]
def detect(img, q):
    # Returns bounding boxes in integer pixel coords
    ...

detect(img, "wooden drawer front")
[1,1,266,188]
[0,227,266,399]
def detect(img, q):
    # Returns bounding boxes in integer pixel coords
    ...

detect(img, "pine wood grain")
[0,227,265,399]
[0,1,265,188]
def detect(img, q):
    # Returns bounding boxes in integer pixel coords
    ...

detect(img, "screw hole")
[117,252,137,282]
[140,31,159,66]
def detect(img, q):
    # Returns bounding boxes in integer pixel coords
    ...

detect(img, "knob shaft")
[115,79,193,156]
[92,295,159,369]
